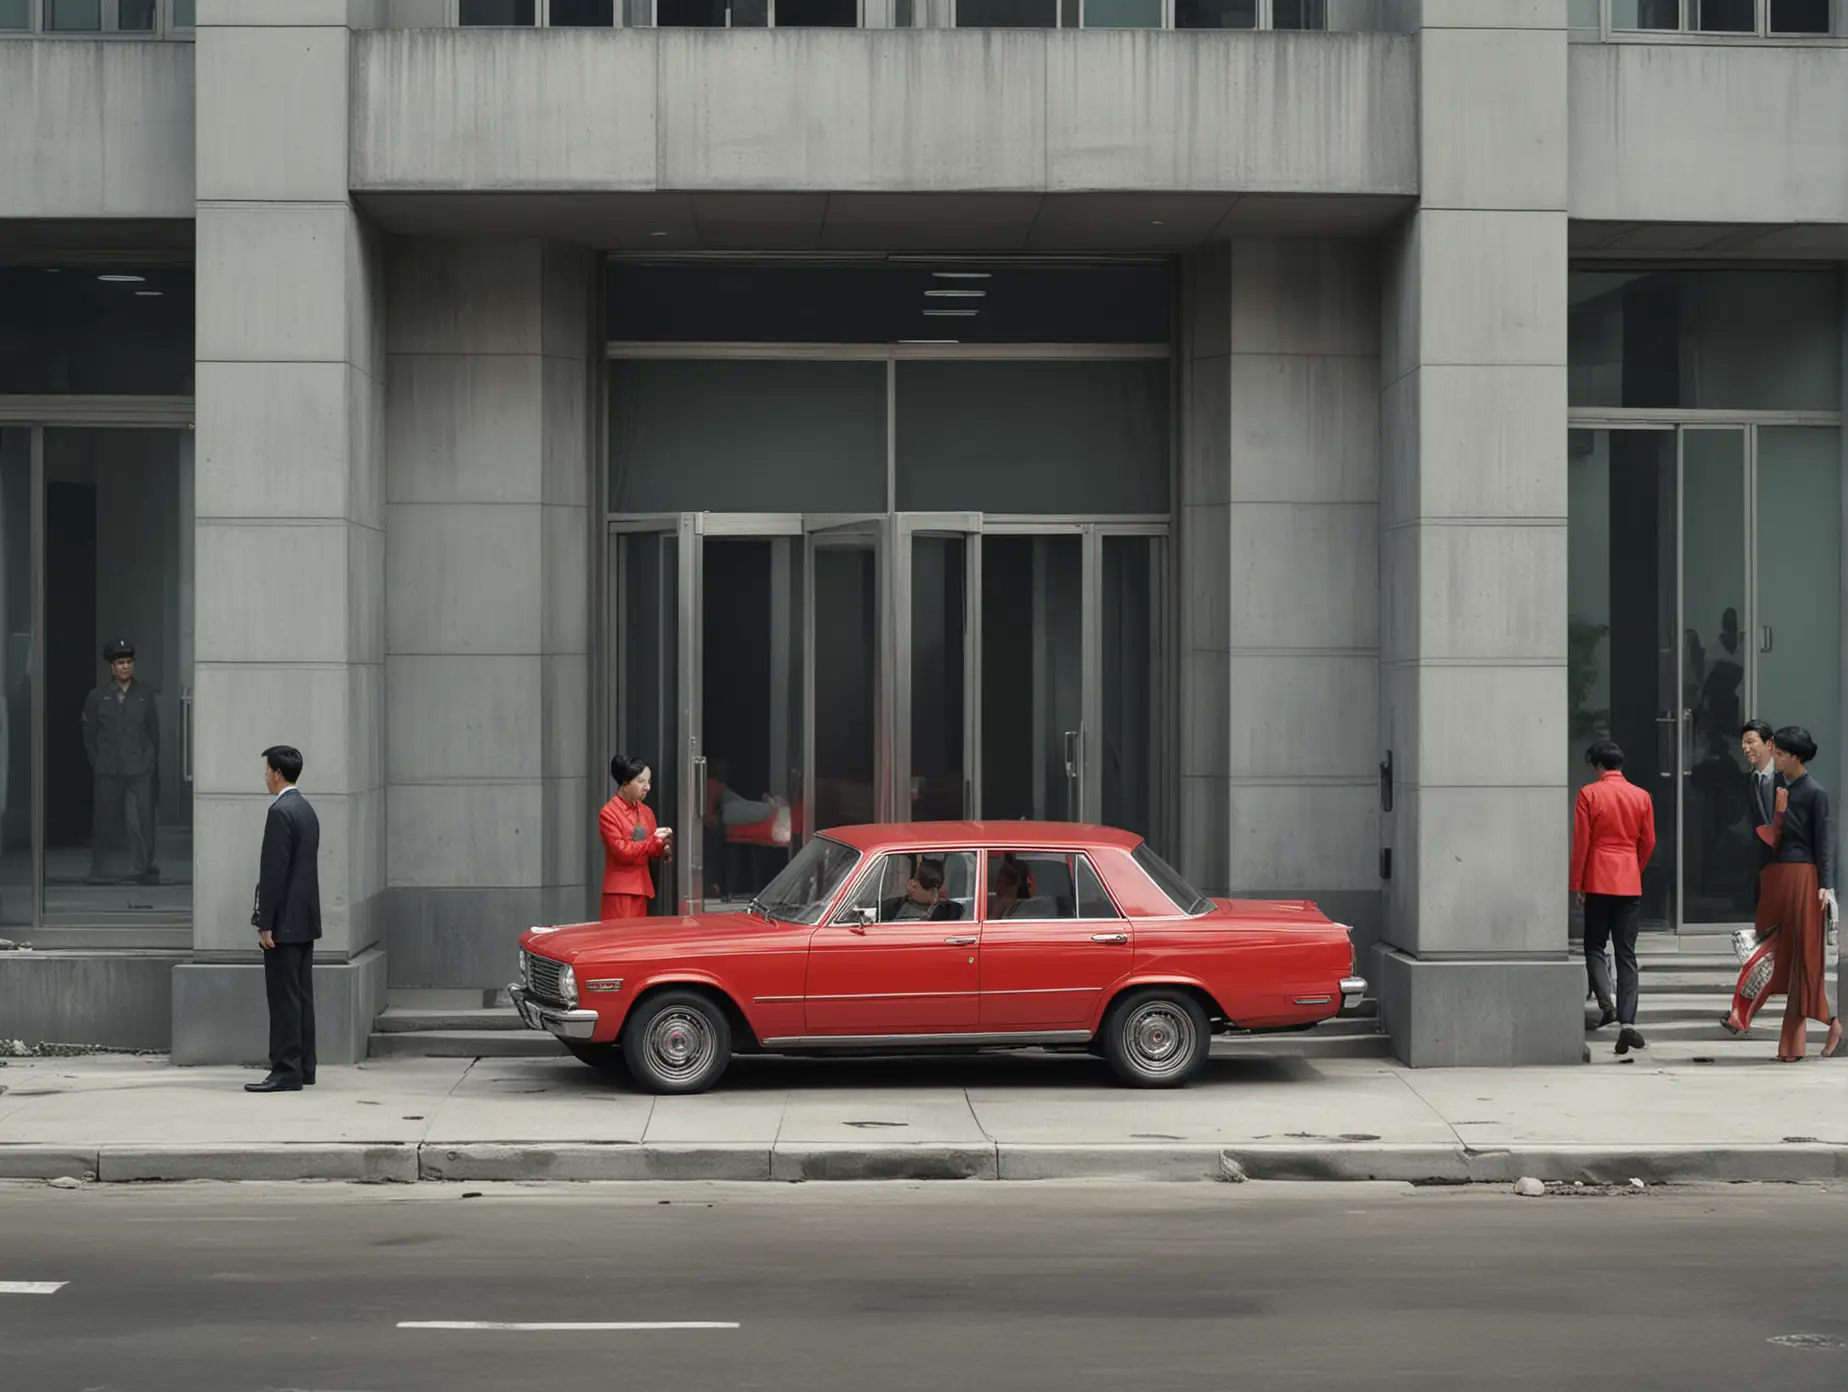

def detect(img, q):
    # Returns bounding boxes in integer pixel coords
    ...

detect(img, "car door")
[978,850,1133,1031]
[804,850,981,1036]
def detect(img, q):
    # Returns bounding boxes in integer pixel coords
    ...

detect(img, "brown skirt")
[1754,861,1832,1027]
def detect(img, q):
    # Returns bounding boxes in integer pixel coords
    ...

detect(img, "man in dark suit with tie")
[246,745,321,1094]
[1742,720,1780,904]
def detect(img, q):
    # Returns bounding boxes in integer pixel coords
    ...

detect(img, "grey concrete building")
[1,0,1842,1067]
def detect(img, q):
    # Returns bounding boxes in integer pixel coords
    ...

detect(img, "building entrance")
[609,512,1167,914]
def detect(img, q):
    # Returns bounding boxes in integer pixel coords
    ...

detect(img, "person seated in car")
[988,858,1030,920]
[882,857,960,922]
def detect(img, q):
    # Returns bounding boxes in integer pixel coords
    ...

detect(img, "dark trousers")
[92,773,155,878]
[1583,893,1641,1025]
[263,940,317,1083]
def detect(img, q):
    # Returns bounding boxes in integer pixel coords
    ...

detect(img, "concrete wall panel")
[1228,239,1382,357]
[194,362,354,520]
[1226,354,1379,503]
[0,954,179,1051]
[195,523,351,665]
[1227,653,1380,781]
[1226,782,1379,892]
[1406,210,1567,370]
[386,355,547,504]
[192,663,354,797]
[386,655,543,783]
[1410,664,1565,790]
[384,504,544,657]
[387,783,546,889]
[1392,784,1567,956]
[197,27,350,203]
[1413,522,1566,663]
[1419,26,1567,212]
[1383,365,1567,525]
[1227,504,1379,651]
[386,238,546,355]
[196,204,354,366]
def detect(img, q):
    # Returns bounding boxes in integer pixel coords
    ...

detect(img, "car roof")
[817,822,1144,853]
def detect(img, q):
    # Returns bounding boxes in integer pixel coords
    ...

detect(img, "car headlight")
[518,950,529,987]
[558,964,578,1007]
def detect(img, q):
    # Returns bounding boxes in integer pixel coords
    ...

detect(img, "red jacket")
[1570,771,1656,897]
[599,795,667,898]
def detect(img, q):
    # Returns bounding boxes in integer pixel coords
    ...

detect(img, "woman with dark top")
[1724,727,1840,1060]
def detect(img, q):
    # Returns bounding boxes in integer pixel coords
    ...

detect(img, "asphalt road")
[1,1181,1844,1392]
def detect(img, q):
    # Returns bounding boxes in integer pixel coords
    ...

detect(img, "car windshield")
[751,837,863,925]
[1132,843,1214,917]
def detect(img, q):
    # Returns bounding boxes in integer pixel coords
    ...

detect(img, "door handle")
[943,935,977,946]
[1063,729,1079,778]
[181,686,194,785]
[1090,933,1129,945]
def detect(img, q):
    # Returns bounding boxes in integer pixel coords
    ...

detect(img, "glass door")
[980,529,1086,822]
[895,514,980,822]
[609,514,701,914]
[804,515,890,833]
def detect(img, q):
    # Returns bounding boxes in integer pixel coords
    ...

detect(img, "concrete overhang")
[1571,219,1848,261]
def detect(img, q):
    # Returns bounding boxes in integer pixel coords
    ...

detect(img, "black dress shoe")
[1615,1027,1647,1056]
[244,1076,302,1093]
[302,1075,316,1086]
[1590,1007,1618,1031]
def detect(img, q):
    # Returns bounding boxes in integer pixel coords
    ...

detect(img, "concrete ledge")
[171,947,388,1067]
[770,1144,997,1182]
[997,1144,1230,1182]
[95,1143,417,1184]
[0,1146,102,1180]
[419,1143,772,1183]
[1372,947,1586,1067]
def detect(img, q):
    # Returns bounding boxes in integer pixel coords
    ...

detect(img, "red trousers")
[600,893,651,921]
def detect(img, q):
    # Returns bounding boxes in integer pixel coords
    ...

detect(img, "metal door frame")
[803,514,894,831]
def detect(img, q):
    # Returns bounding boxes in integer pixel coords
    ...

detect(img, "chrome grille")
[524,951,566,1005]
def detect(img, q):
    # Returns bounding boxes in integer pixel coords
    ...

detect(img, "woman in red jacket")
[599,753,672,921]
[1571,740,1657,1055]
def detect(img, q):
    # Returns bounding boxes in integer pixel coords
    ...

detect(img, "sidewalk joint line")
[1388,1069,1467,1153]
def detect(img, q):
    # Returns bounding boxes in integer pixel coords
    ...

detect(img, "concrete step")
[373,1007,527,1034]
[368,1029,566,1059]
[1211,1031,1392,1061]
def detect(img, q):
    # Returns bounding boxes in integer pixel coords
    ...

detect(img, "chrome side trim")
[759,1030,1092,1050]
[751,995,804,1005]
[1294,995,1333,1006]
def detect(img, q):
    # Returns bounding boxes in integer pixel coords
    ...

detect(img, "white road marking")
[0,1282,66,1295]
[398,1321,738,1332]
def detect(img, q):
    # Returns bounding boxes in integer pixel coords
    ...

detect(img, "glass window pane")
[0,267,195,396]
[45,0,103,29]
[656,0,728,19]
[1102,535,1156,842]
[1611,0,1681,26]
[613,530,683,915]
[812,541,880,832]
[1177,0,1257,27]
[1075,856,1121,919]
[0,0,30,30]
[896,360,1170,514]
[1084,0,1161,26]
[776,0,858,21]
[610,360,887,513]
[550,0,616,20]
[1272,0,1326,27]
[1569,270,1842,412]
[1768,0,1831,31]
[909,535,968,822]
[981,536,1084,822]
[957,0,1059,25]
[172,0,195,25]
[623,0,654,22]
[118,0,158,30]
[43,428,193,924]
[731,0,770,22]
[1692,0,1755,29]
[0,430,30,929]
[1755,426,1842,804]
[458,0,537,22]
[1568,0,1600,27]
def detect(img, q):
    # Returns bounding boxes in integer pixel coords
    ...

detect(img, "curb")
[5,1142,1846,1186]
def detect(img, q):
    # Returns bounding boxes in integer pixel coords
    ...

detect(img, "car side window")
[1074,855,1122,920]
[835,851,977,925]
[985,850,1115,922]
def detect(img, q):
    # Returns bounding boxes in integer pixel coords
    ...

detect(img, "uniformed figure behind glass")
[80,639,159,885]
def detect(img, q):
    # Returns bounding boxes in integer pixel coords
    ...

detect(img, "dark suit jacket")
[1750,767,1782,869]
[255,788,321,943]
[880,895,962,923]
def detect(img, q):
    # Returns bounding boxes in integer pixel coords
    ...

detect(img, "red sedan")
[510,822,1366,1094]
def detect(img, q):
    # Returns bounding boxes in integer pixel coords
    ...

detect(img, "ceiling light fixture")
[135,290,164,297]
[900,339,960,345]
[923,309,978,317]
[649,231,668,238]
[97,274,146,283]
[932,271,992,280]
[925,288,986,298]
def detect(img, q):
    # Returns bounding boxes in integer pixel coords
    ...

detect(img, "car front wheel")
[620,989,733,1095]
[1102,988,1210,1088]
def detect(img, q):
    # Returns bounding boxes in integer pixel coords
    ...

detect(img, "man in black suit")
[1742,719,1780,904]
[880,857,961,922]
[246,745,321,1094]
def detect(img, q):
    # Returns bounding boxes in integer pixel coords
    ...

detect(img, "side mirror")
[836,903,877,933]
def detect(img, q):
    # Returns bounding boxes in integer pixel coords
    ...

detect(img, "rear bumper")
[1339,976,1369,1012]
[508,983,599,1041]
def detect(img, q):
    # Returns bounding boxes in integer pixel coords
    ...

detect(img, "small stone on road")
[1513,1177,1546,1197]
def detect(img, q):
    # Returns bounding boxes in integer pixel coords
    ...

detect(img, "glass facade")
[0,268,194,397]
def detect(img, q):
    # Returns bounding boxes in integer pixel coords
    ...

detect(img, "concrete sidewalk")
[2,1044,1844,1187]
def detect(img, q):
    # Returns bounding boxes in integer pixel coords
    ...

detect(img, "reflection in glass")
[656,0,730,19]
[776,0,858,21]
[1692,0,1755,29]
[909,536,968,822]
[1272,0,1325,26]
[731,0,769,22]
[982,536,1082,822]
[1610,0,1680,25]
[956,0,1058,23]
[45,0,103,29]
[1176,0,1257,26]
[1566,428,1678,930]
[172,0,195,24]
[1769,0,1831,31]
[701,537,804,910]
[1102,536,1157,842]
[1680,430,1748,925]
[1083,0,1161,26]
[615,530,682,915]
[0,0,29,30]
[1756,427,1842,803]
[550,0,617,20]
[458,0,537,20]
[42,429,194,922]
[118,0,157,28]
[0,431,29,928]
[812,543,880,833]
[0,267,195,397]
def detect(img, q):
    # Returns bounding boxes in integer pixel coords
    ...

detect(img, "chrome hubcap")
[1124,1002,1195,1077]
[646,1009,714,1082]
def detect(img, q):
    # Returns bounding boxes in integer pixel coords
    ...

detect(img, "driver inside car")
[881,856,961,922]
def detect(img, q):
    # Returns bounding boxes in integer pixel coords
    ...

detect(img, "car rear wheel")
[565,1041,623,1073]
[1102,988,1210,1088]
[621,989,733,1095]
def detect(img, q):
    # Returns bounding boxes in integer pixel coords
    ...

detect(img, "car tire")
[1102,987,1210,1089]
[565,1041,624,1073]
[620,989,733,1095]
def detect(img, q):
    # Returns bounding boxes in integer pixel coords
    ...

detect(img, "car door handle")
[1090,933,1129,945]
[943,936,977,946]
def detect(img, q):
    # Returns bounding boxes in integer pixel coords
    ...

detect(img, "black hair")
[1772,726,1819,764]
[995,860,1026,892]
[263,745,304,784]
[610,753,650,786]
[913,858,945,893]
[1585,739,1625,772]
[1741,719,1774,744]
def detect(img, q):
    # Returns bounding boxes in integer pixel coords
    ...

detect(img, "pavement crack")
[1390,1068,1467,1152]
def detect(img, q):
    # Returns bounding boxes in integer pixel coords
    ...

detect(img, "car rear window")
[1132,843,1214,917]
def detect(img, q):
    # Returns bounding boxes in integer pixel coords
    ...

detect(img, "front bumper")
[1339,976,1369,1012]
[508,983,600,1041]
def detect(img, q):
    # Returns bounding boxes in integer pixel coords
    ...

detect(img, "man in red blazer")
[1571,740,1658,1055]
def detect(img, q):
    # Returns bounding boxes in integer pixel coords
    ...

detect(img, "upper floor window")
[449,0,1334,25]
[1576,0,1839,36]
[0,0,192,33]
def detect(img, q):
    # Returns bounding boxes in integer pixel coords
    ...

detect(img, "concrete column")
[1375,0,1581,1065]
[176,0,388,1065]
[383,239,595,991]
